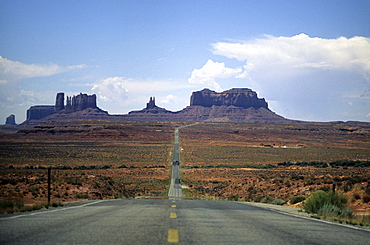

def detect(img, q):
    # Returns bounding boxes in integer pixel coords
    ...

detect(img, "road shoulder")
[243,202,312,218]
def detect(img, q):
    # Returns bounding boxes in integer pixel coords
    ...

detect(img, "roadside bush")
[271,198,286,205]
[261,195,274,204]
[76,194,89,199]
[253,195,264,202]
[303,190,348,214]
[228,195,239,201]
[290,195,306,204]
[0,200,24,214]
[318,204,342,217]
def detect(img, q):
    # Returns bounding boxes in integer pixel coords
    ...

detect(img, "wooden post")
[332,181,336,193]
[48,167,51,205]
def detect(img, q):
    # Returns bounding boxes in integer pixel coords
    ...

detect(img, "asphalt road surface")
[1,199,369,244]
[168,128,182,199]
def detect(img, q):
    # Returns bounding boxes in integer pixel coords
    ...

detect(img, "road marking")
[170,212,177,218]
[0,200,105,220]
[171,205,176,208]
[167,229,179,243]
[172,200,176,203]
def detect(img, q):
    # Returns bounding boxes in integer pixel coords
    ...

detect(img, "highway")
[1,123,370,244]
[1,199,369,244]
[168,128,182,199]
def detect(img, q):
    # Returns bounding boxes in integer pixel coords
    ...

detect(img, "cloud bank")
[188,59,243,91]
[190,34,370,121]
[91,76,193,114]
[0,56,87,82]
[0,56,88,122]
[212,34,370,80]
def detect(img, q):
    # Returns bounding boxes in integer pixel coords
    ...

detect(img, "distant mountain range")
[5,88,370,126]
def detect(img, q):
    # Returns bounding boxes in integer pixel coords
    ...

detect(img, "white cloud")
[161,94,177,104]
[90,76,194,114]
[207,34,370,121]
[91,76,129,103]
[212,34,370,80]
[0,56,89,122]
[188,59,243,91]
[0,56,87,81]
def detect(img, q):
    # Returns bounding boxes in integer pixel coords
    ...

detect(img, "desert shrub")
[0,178,20,185]
[261,195,274,203]
[343,183,353,193]
[51,201,63,207]
[253,195,264,202]
[118,164,127,168]
[340,207,353,219]
[0,200,24,214]
[229,195,239,201]
[52,165,72,170]
[318,204,342,217]
[76,194,89,199]
[303,190,347,214]
[363,195,370,203]
[272,198,286,205]
[330,160,370,168]
[284,181,291,187]
[28,185,40,196]
[319,186,331,192]
[353,193,361,200]
[66,177,82,185]
[290,195,306,204]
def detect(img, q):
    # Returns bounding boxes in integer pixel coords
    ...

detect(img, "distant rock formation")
[128,97,174,116]
[27,106,55,121]
[19,88,307,125]
[66,93,97,112]
[146,97,156,109]
[55,92,65,112]
[124,88,289,123]
[26,92,100,122]
[190,88,268,108]
[5,114,16,126]
[9,88,370,127]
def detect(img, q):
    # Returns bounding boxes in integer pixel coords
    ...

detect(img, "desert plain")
[0,120,369,215]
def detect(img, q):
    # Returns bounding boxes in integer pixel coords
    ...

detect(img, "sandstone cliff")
[25,92,104,124]
[128,97,174,116]
[190,88,268,109]
[5,114,16,126]
[21,88,291,125]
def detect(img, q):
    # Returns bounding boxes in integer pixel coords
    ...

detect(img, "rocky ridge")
[6,88,370,126]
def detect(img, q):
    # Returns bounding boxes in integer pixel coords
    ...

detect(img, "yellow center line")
[170,212,177,218]
[171,205,176,208]
[168,229,179,243]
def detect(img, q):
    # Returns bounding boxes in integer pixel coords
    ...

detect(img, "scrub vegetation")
[1,120,369,225]
[178,122,370,225]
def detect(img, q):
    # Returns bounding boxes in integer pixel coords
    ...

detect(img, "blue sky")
[1,1,369,123]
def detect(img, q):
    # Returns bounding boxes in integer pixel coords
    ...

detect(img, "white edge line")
[0,200,107,220]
